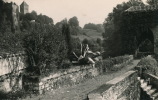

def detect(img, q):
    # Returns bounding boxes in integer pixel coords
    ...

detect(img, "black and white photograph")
[0,0,158,100]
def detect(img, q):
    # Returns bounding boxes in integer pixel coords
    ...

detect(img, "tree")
[102,0,144,57]
[31,10,37,19]
[23,13,36,21]
[82,38,101,52]
[62,20,72,58]
[82,38,89,44]
[36,14,53,24]
[84,23,97,30]
[146,0,158,5]
[23,24,68,75]
[103,13,115,38]
[83,23,104,33]
[129,0,144,6]
[68,16,79,27]
[96,38,102,46]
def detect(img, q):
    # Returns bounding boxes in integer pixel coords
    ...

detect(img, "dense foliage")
[147,0,158,5]
[137,56,158,76]
[102,0,144,58]
[20,11,53,31]
[68,16,79,27]
[95,55,133,73]
[82,38,102,52]
[0,0,72,74]
[84,23,104,33]
[68,16,83,35]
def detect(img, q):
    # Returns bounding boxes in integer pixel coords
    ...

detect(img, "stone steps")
[152,93,158,100]
[139,78,158,100]
[144,85,152,91]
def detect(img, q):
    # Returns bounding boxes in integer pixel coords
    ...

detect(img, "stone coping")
[88,71,136,99]
[106,71,136,84]
[144,73,158,79]
[40,65,93,82]
[142,73,158,89]
[0,53,26,59]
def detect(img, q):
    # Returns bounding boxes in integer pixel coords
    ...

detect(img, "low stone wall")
[23,65,99,94]
[142,73,158,90]
[88,71,140,100]
[23,55,134,95]
[0,53,28,92]
[0,53,27,76]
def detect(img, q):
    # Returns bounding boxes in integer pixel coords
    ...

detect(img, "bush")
[137,56,158,76]
[58,59,72,69]
[0,90,26,99]
[95,55,133,73]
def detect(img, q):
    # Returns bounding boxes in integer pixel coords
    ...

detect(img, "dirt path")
[23,60,140,100]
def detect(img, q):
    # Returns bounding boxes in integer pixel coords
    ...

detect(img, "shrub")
[95,55,133,73]
[0,90,26,99]
[137,56,158,76]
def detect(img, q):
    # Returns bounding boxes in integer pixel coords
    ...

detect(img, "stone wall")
[0,53,28,92]
[142,73,158,90]
[23,55,134,95]
[88,71,140,100]
[23,65,99,94]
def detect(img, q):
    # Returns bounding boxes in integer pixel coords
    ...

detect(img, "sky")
[5,0,147,27]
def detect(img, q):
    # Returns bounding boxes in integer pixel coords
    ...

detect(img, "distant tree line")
[84,23,104,33]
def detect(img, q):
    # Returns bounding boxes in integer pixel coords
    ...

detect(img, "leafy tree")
[82,38,101,52]
[103,13,114,38]
[84,23,104,33]
[68,16,79,27]
[96,38,102,46]
[146,0,158,5]
[23,24,68,75]
[82,38,89,44]
[20,12,54,31]
[37,15,53,24]
[68,16,83,35]
[31,10,37,19]
[102,0,144,57]
[62,20,72,58]
[23,13,36,21]
[129,0,144,6]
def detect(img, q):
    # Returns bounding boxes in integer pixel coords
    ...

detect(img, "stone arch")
[136,27,154,53]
